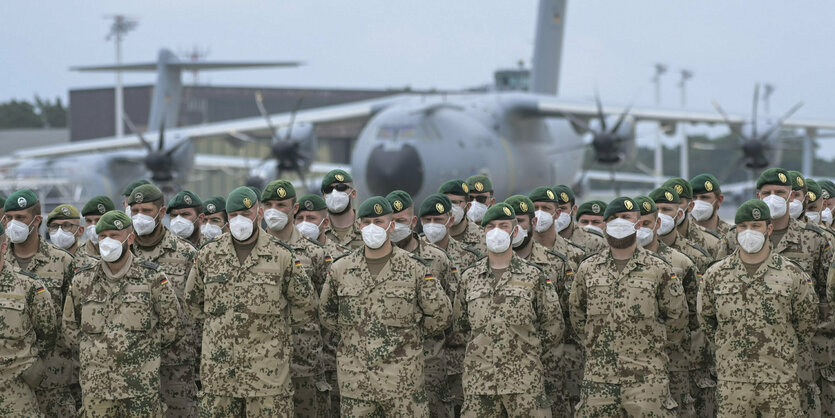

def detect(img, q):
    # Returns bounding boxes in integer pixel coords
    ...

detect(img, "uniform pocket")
[204,273,229,315]
[713,283,742,323]
[498,286,534,325]
[466,289,492,329]
[586,277,610,316]
[120,287,152,331]
[624,278,657,318]
[0,294,28,339]
[250,273,284,315]
[381,286,417,327]
[337,284,363,326]
[81,297,106,334]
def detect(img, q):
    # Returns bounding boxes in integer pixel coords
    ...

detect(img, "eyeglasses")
[323,183,351,194]
[467,195,490,204]
[47,223,80,234]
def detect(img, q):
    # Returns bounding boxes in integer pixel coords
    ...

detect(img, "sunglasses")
[323,183,351,194]
[467,195,490,204]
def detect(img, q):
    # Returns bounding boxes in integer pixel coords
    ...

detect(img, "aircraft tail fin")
[530,0,568,96]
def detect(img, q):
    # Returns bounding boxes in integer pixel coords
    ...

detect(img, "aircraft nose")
[365,143,424,196]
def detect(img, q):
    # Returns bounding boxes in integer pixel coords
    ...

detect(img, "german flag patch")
[324,256,333,263]
[424,273,435,281]
[697,273,703,284]
[670,273,678,281]
[545,278,552,284]
[826,244,832,251]
[808,277,814,285]
[294,260,302,266]
[566,269,575,276]
[35,286,46,294]
[160,278,169,286]
[450,267,458,274]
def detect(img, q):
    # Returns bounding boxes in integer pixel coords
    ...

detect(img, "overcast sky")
[3,1,835,152]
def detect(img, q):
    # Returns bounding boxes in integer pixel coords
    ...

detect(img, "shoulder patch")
[688,242,712,258]
[649,252,672,266]
[303,235,325,247]
[805,222,825,236]
[409,253,431,267]
[140,260,160,271]
[544,247,570,263]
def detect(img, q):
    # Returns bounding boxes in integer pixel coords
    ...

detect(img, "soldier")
[699,199,818,416]
[321,169,364,250]
[0,223,58,416]
[450,203,562,417]
[553,185,607,253]
[788,170,808,220]
[575,200,607,236]
[651,187,714,274]
[2,189,76,416]
[440,179,488,255]
[505,195,576,417]
[320,196,451,416]
[79,196,116,259]
[663,177,723,258]
[167,190,204,248]
[63,210,182,416]
[185,186,317,416]
[121,179,151,217]
[634,195,699,417]
[464,174,495,226]
[47,204,97,270]
[387,190,457,418]
[261,180,328,418]
[569,197,687,416]
[529,186,586,267]
[199,196,228,244]
[127,184,199,417]
[689,173,732,236]
[819,180,835,228]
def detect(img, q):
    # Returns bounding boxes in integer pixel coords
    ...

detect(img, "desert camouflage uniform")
[75,240,100,260]
[67,249,98,411]
[185,231,316,417]
[133,229,199,417]
[9,238,76,416]
[698,250,818,416]
[665,229,714,274]
[0,265,57,417]
[321,239,349,417]
[714,218,733,236]
[63,254,182,417]
[324,221,363,250]
[682,218,723,259]
[563,222,607,253]
[320,246,452,417]
[552,234,586,269]
[451,219,487,257]
[452,254,563,417]
[569,247,688,416]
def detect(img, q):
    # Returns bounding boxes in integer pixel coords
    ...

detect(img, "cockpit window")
[377,125,417,140]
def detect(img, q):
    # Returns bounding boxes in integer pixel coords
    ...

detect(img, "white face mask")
[690,200,715,221]
[99,236,128,262]
[131,212,158,236]
[606,218,637,239]
[822,208,833,226]
[451,205,465,226]
[737,229,766,254]
[788,199,804,219]
[761,194,787,218]
[391,222,412,243]
[361,222,390,249]
[485,228,511,253]
[263,209,289,231]
[555,212,571,232]
[169,215,195,238]
[6,219,33,244]
[85,224,99,244]
[511,224,528,248]
[657,213,676,236]
[200,223,224,240]
[296,220,323,240]
[229,215,255,241]
[807,211,821,224]
[50,227,77,250]
[583,224,603,235]
[636,223,655,247]
[467,201,488,224]
[124,206,132,217]
[423,223,447,243]
[325,191,350,213]
[675,208,686,226]
[534,210,554,233]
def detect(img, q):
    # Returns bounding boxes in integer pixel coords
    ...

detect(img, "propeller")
[562,91,637,165]
[123,111,189,183]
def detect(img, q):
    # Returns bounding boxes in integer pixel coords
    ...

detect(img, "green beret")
[96,210,132,234]
[166,190,202,214]
[247,186,262,202]
[0,194,6,211]
[320,169,353,193]
[504,195,535,216]
[121,179,150,197]
[262,180,296,202]
[481,202,515,227]
[357,196,392,219]
[419,193,452,217]
[788,170,806,191]
[47,204,80,223]
[82,196,115,217]
[385,190,413,213]
[735,199,770,224]
[438,179,470,196]
[203,197,226,215]
[634,195,657,216]
[297,194,326,212]
[128,184,164,205]
[552,185,575,204]
[662,178,693,199]
[818,180,835,200]
[226,187,258,213]
[806,179,822,203]
[4,189,38,212]
[466,174,493,193]
[576,200,607,220]
[650,186,680,204]
[529,186,558,203]
[603,197,639,220]
[690,173,721,195]
[756,167,791,189]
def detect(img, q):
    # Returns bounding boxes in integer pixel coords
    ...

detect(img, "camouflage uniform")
[452,254,563,417]
[76,240,100,260]
[0,265,57,416]
[450,220,488,256]
[569,247,688,416]
[320,246,452,417]
[133,229,199,417]
[665,230,714,274]
[552,234,586,269]
[321,239,349,417]
[68,249,98,411]
[63,254,182,417]
[324,221,363,250]
[698,251,818,416]
[563,222,607,253]
[681,218,723,259]
[185,231,316,416]
[714,218,732,236]
[8,238,76,416]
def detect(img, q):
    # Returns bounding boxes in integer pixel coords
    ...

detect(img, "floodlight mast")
[105,15,138,138]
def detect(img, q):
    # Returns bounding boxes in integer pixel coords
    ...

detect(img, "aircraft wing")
[583,170,660,184]
[193,154,350,174]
